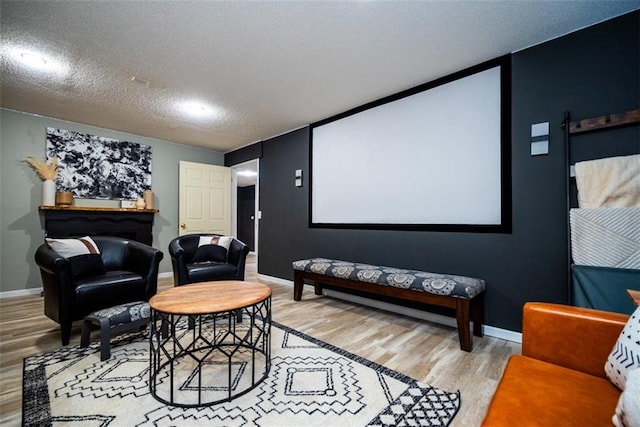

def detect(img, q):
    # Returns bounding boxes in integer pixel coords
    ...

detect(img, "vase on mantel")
[135,197,146,209]
[143,189,154,210]
[42,180,56,206]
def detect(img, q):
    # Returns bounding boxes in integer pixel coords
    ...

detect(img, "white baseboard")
[483,325,522,343]
[0,287,43,299]
[257,273,522,344]
[158,271,173,279]
[258,274,292,287]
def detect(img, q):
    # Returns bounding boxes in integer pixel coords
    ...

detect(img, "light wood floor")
[0,254,520,426]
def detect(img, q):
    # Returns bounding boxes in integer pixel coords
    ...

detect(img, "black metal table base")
[149,297,271,407]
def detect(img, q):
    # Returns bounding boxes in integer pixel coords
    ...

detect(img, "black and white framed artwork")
[46,127,152,200]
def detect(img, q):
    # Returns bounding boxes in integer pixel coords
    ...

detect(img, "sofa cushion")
[521,302,628,379]
[187,262,237,282]
[482,354,620,426]
[74,271,147,314]
[606,305,640,390]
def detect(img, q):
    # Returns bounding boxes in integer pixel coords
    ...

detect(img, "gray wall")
[0,108,224,293]
[229,11,639,332]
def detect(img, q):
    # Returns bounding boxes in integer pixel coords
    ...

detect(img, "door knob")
[180,223,186,229]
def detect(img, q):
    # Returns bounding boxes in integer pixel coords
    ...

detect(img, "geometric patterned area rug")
[23,320,460,426]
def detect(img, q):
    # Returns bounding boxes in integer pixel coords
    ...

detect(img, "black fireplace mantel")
[39,206,158,246]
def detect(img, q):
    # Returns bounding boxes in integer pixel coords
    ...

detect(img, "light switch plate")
[531,122,550,137]
[531,140,549,156]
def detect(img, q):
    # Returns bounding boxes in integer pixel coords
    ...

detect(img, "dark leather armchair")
[169,234,250,286]
[35,236,164,345]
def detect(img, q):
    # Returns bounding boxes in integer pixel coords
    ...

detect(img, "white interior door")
[179,161,231,236]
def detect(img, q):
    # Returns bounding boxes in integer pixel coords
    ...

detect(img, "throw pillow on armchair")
[613,367,640,427]
[606,305,640,390]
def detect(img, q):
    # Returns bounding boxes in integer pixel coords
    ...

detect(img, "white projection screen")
[310,58,511,232]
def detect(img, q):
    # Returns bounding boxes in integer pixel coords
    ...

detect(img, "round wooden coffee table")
[148,281,272,407]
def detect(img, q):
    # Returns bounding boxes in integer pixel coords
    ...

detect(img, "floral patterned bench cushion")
[89,301,151,327]
[293,258,485,299]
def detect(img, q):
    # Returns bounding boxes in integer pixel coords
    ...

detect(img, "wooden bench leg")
[293,271,324,300]
[293,270,304,301]
[456,299,472,352]
[472,292,485,337]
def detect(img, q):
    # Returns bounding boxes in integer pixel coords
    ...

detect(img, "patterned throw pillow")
[193,235,233,262]
[46,236,100,258]
[46,236,105,279]
[612,367,640,427]
[606,305,640,390]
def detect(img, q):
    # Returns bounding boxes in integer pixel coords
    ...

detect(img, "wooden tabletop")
[149,281,272,315]
[627,289,640,306]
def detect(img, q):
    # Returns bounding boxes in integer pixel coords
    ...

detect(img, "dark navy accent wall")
[226,11,639,331]
[224,142,263,167]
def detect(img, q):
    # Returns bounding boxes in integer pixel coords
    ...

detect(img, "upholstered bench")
[293,258,486,352]
[80,301,151,361]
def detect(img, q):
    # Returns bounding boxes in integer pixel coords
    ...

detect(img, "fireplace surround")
[39,206,158,246]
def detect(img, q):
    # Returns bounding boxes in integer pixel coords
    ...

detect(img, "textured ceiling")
[1,1,639,152]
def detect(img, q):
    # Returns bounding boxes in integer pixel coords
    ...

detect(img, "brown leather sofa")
[482,302,628,426]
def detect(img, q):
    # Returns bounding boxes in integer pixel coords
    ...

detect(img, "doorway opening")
[231,159,259,257]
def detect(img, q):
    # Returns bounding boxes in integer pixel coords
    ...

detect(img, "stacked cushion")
[483,354,621,426]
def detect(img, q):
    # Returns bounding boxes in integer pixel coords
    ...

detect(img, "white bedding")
[570,207,640,269]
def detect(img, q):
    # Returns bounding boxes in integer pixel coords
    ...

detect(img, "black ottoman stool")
[81,301,151,361]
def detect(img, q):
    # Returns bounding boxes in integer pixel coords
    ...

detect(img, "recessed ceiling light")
[8,46,68,75]
[180,100,219,118]
[19,52,47,68]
